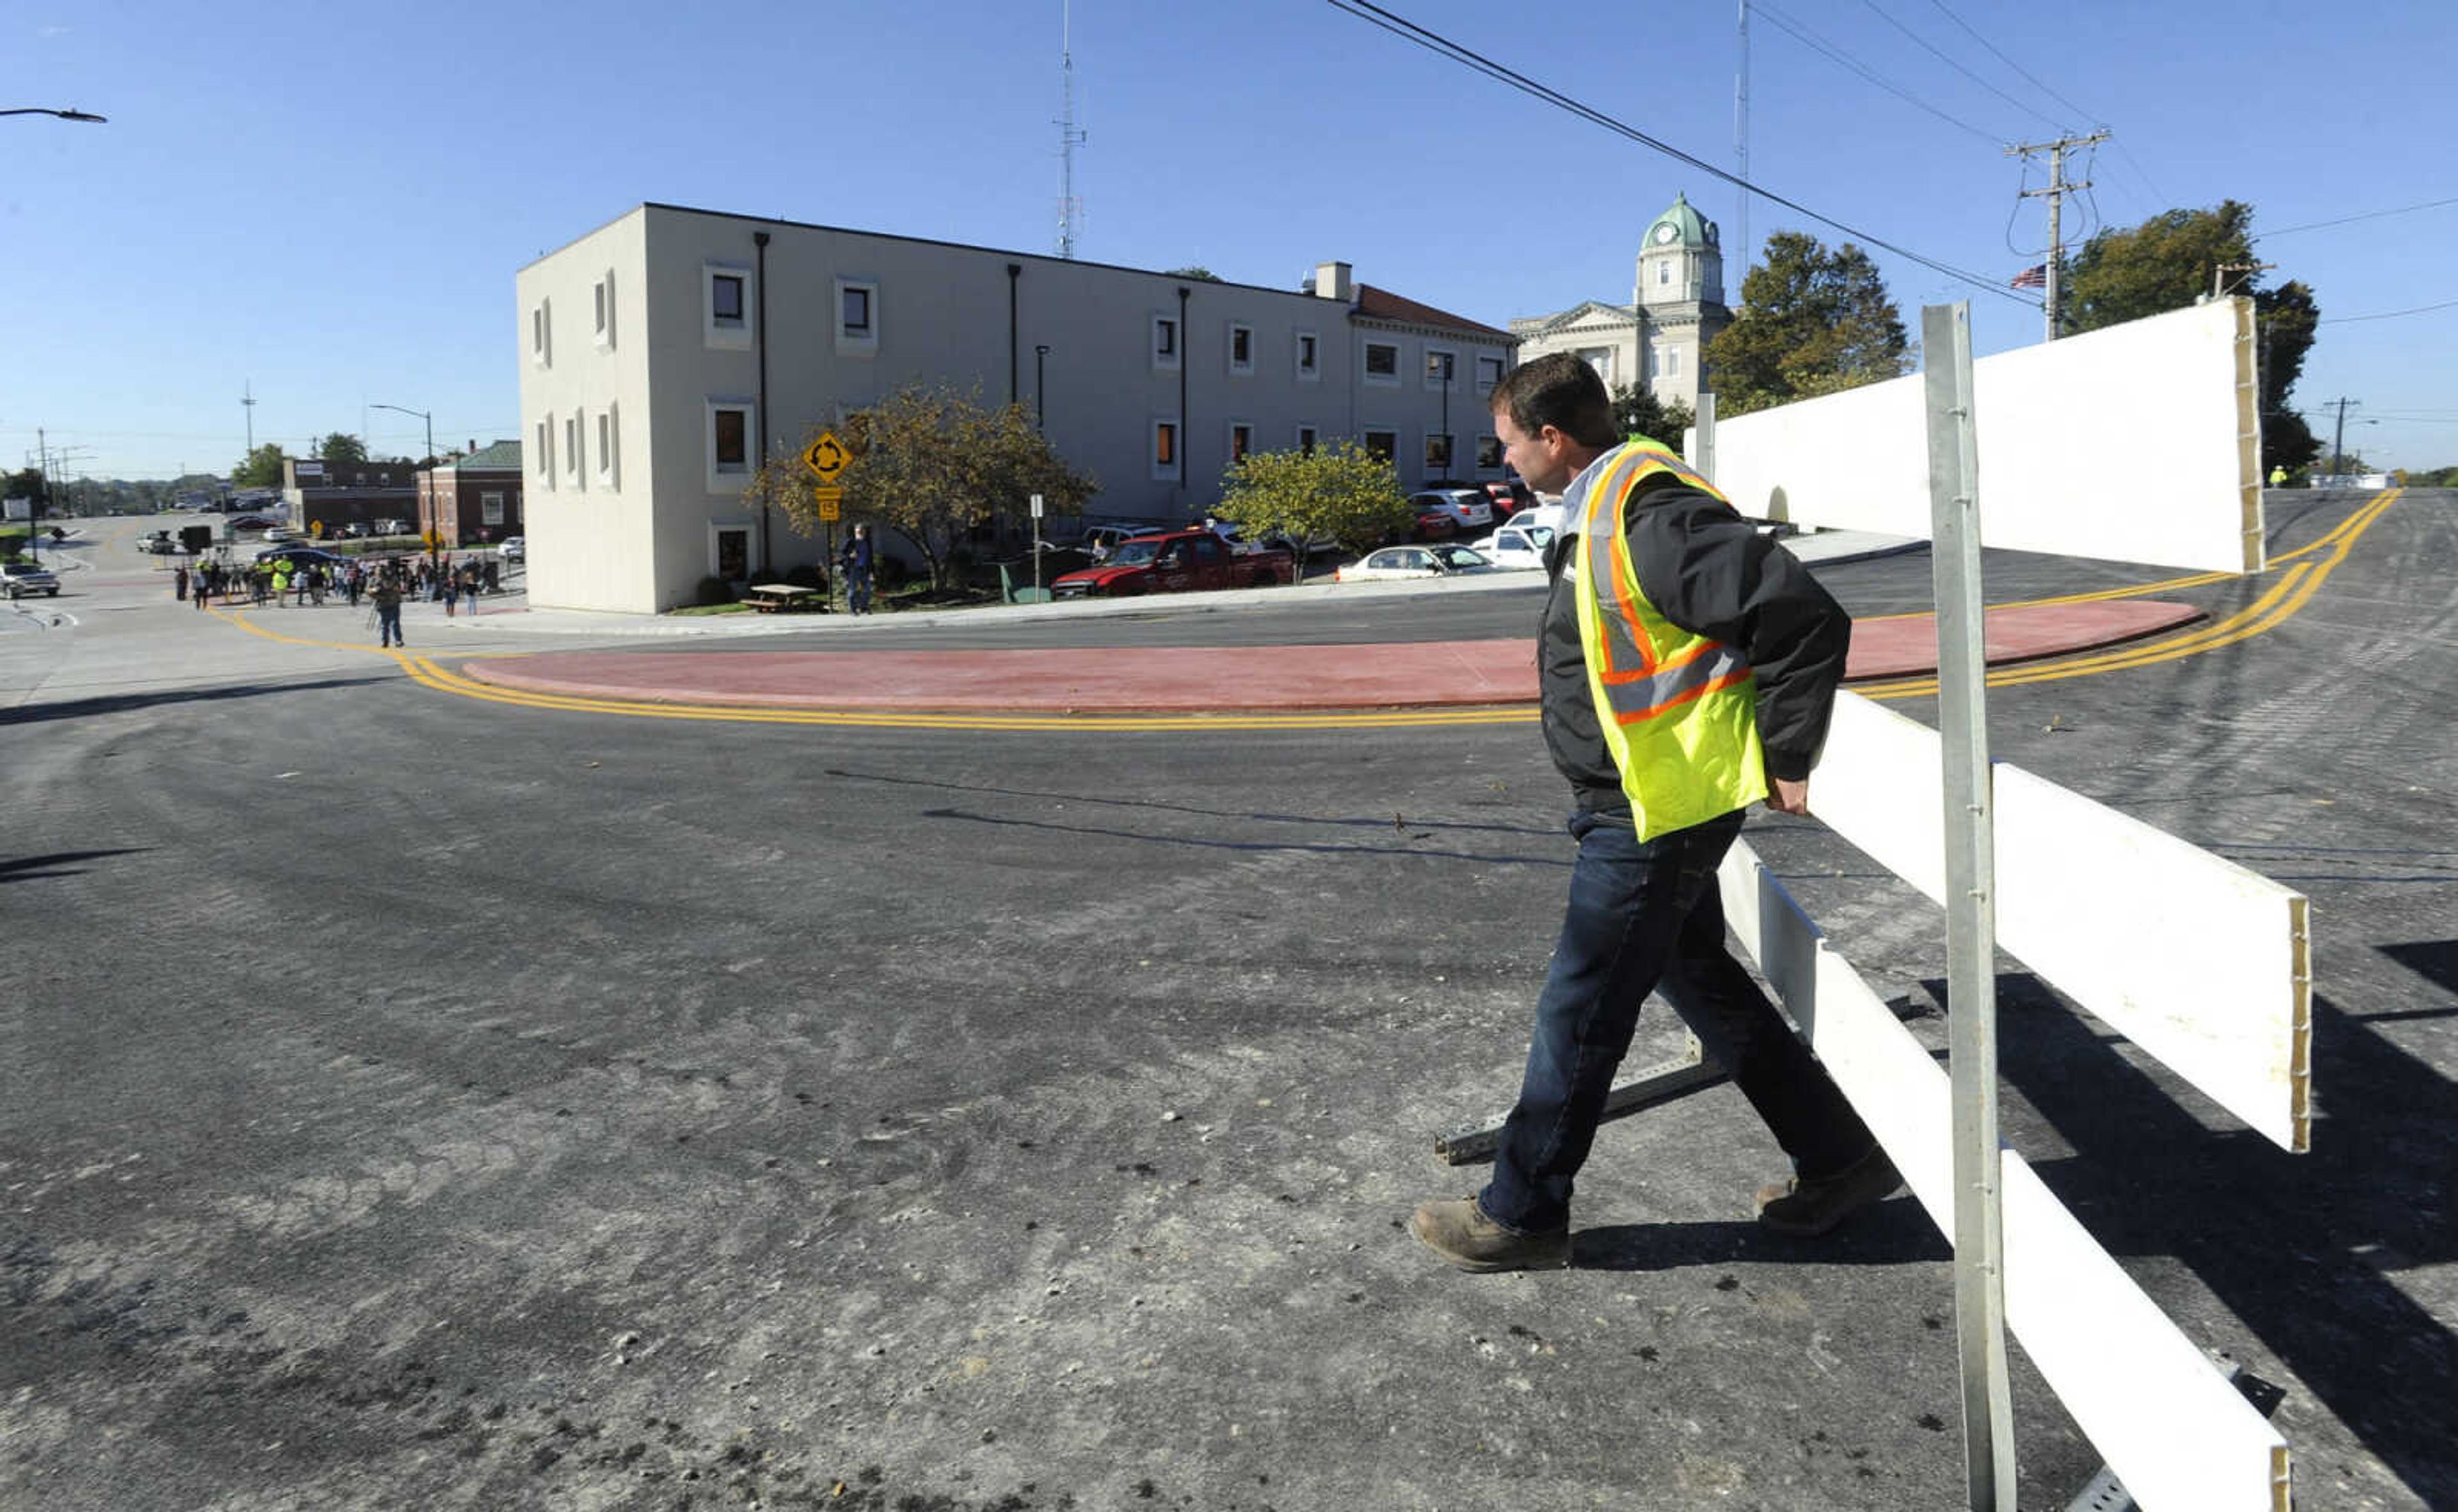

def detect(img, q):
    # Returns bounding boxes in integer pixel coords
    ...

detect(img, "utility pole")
[2009,132,2107,341]
[2214,261,2272,299]
[242,379,255,456]
[2323,398,2360,476]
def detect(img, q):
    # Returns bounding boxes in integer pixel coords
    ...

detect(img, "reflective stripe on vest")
[1573,440,1768,840]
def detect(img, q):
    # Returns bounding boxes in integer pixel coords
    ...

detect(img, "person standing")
[173,565,188,601]
[1408,353,1895,1273]
[839,523,876,615]
[370,575,406,648]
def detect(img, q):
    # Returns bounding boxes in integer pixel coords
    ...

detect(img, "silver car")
[1,562,61,599]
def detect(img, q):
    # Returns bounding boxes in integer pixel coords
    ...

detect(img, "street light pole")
[371,402,436,570]
[1035,344,1050,431]
[0,107,108,122]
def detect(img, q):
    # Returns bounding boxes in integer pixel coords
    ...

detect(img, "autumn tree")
[1703,232,1911,417]
[2065,200,2321,476]
[756,387,1096,591]
[1214,440,1411,562]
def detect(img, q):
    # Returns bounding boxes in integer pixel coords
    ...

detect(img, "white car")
[1466,524,1557,571]
[262,527,299,543]
[1336,543,1496,583]
[499,536,526,562]
[1408,488,1494,533]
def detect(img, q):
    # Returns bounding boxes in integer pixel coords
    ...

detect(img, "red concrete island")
[465,599,2202,714]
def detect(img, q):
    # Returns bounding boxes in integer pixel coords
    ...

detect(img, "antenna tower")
[242,378,256,454]
[1733,0,1749,280]
[1055,1,1087,259]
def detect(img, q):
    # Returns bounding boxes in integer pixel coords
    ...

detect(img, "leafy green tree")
[757,387,1096,591]
[2065,201,2322,474]
[1214,440,1411,560]
[1161,267,1223,282]
[230,443,287,490]
[1610,383,1696,447]
[1703,232,1910,417]
[3,467,46,507]
[317,432,368,465]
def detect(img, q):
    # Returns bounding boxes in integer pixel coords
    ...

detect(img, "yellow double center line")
[209,491,2398,730]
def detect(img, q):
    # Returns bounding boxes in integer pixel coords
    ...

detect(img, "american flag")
[2011,263,2048,291]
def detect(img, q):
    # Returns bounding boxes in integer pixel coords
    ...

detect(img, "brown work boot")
[1755,1145,1902,1237]
[1409,1197,1571,1273]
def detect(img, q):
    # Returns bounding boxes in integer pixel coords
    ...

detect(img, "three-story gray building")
[516,202,1518,613]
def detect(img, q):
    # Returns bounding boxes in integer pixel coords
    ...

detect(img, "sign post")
[1030,492,1045,594]
[803,430,851,608]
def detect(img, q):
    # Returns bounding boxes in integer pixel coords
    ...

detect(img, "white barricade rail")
[1720,842,2292,1511]
[1811,693,2312,1153]
[1691,298,2264,575]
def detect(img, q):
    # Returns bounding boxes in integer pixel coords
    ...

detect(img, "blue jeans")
[1480,807,1876,1234]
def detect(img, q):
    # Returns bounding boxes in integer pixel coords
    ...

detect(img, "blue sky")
[7,0,2452,481]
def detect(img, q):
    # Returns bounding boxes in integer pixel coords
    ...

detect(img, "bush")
[782,563,826,591]
[693,575,736,607]
[875,555,912,589]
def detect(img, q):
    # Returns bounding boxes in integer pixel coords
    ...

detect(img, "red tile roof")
[1353,284,1517,342]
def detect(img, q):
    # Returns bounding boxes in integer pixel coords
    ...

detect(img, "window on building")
[712,405,751,475]
[593,271,615,348]
[1657,260,1672,287]
[1477,433,1504,470]
[1662,348,1682,376]
[1363,430,1397,462]
[1153,316,1179,367]
[531,300,551,367]
[834,277,880,355]
[1297,425,1318,454]
[1297,332,1319,378]
[565,412,584,491]
[1363,341,1399,384]
[1476,355,1504,390]
[842,285,871,335]
[705,263,752,350]
[1153,419,1180,479]
[1230,422,1253,463]
[1425,350,1456,390]
[1426,433,1453,472]
[597,405,620,489]
[1229,323,1253,373]
[1578,347,1614,384]
[536,419,554,490]
[481,492,506,526]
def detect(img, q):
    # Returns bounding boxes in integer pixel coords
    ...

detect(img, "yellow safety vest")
[1573,440,1768,841]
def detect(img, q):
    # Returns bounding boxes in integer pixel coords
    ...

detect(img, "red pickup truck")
[1051,530,1296,599]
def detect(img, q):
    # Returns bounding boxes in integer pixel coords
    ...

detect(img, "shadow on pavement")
[0,848,152,885]
[1573,1206,1950,1273]
[1972,971,2458,1506]
[823,766,1562,839]
[0,674,398,727]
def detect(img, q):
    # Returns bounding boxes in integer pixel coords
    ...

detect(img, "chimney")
[467,439,476,454]
[1313,261,1353,303]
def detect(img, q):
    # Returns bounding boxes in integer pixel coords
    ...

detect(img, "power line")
[1922,0,2097,124]
[2318,296,2458,325]
[1859,0,2064,133]
[1752,0,2004,147]
[1322,0,2035,307]
[2260,195,2458,239]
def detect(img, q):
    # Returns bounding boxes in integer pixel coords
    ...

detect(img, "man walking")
[370,574,406,649]
[839,524,876,615]
[1410,353,1896,1272]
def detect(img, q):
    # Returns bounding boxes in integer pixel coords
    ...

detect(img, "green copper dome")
[1643,192,1718,250]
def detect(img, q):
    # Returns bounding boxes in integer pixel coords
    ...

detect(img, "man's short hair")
[1490,352,1619,449]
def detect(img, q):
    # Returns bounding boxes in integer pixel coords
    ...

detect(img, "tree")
[229,444,287,490]
[2065,201,2322,475]
[317,433,368,465]
[757,386,1096,591]
[1214,440,1411,560]
[1703,232,1911,417]
[1610,383,1696,447]
[2,467,46,507]
[1161,266,1223,282]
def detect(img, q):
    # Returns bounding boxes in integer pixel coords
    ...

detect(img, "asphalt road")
[3,494,2451,1511]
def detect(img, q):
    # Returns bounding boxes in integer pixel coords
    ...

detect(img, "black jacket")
[1540,478,1851,812]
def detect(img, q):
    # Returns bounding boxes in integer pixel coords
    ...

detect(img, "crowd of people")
[175,552,502,636]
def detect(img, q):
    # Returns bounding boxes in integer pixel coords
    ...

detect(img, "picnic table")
[743,583,826,613]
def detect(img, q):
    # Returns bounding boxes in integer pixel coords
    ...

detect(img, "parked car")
[140,532,179,554]
[1,561,62,599]
[1051,529,1296,598]
[1408,488,1495,533]
[1081,522,1168,558]
[253,545,352,568]
[227,515,276,531]
[499,536,526,562]
[1336,543,1497,584]
[1465,524,1556,572]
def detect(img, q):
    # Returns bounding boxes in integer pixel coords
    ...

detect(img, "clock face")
[1654,224,1677,245]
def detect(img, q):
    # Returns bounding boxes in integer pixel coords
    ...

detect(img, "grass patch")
[668,602,754,617]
